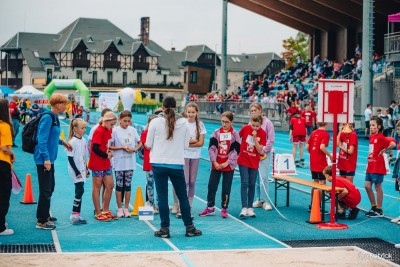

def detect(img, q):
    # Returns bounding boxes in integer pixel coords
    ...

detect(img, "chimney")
[171,47,175,51]
[140,17,150,45]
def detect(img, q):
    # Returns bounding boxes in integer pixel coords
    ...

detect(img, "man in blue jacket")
[34,93,72,230]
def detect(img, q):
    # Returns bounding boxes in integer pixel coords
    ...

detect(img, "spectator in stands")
[313,54,320,67]
[355,44,361,57]
[297,85,309,108]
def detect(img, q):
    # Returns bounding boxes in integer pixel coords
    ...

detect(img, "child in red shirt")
[364,116,395,217]
[337,123,358,183]
[306,122,332,208]
[238,114,266,218]
[323,166,361,220]
[88,111,117,221]
[290,111,306,168]
[302,104,316,139]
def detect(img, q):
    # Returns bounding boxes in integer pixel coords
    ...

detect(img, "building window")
[150,93,155,99]
[205,54,212,60]
[190,71,197,83]
[76,70,82,80]
[159,93,164,103]
[107,71,113,84]
[184,71,187,83]
[122,72,127,85]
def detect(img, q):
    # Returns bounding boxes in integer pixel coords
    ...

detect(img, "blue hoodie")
[33,110,62,165]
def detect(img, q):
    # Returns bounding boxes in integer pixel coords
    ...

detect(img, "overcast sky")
[0,0,298,55]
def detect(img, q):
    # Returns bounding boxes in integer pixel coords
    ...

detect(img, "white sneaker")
[0,228,14,236]
[123,208,131,218]
[247,208,256,217]
[145,201,152,207]
[391,216,400,223]
[117,208,124,218]
[262,202,273,211]
[171,203,179,214]
[239,208,248,217]
[252,200,263,208]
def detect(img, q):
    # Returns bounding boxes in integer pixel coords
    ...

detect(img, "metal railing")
[384,32,400,56]
[193,100,290,129]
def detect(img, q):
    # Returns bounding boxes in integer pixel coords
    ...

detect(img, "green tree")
[281,32,309,68]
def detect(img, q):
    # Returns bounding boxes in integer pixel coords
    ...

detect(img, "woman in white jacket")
[146,96,201,238]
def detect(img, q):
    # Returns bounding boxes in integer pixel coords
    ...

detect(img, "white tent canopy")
[14,85,44,95]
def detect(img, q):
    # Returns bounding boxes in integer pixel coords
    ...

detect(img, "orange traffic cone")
[306,189,322,224]
[20,174,37,204]
[131,186,144,216]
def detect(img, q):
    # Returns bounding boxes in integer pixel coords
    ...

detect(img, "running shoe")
[95,213,111,222]
[347,208,360,220]
[185,224,202,237]
[123,208,131,218]
[117,208,124,218]
[391,216,400,223]
[221,208,229,218]
[239,208,248,217]
[199,207,215,216]
[154,227,170,238]
[36,221,56,230]
[368,209,384,218]
[48,216,57,222]
[176,212,182,218]
[0,229,14,235]
[247,208,256,218]
[262,202,272,211]
[103,211,118,220]
[365,207,377,217]
[252,200,263,208]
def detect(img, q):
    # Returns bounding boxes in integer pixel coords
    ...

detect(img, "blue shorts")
[92,168,113,177]
[365,173,384,184]
[339,170,356,177]
[306,126,313,136]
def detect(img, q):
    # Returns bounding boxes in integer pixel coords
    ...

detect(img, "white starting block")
[138,206,154,221]
[273,154,297,175]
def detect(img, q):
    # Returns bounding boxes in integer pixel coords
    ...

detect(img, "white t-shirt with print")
[184,120,206,159]
[365,108,372,122]
[67,137,88,183]
[111,126,140,171]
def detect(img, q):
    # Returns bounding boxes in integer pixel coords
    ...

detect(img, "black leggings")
[72,182,84,213]
[0,161,11,232]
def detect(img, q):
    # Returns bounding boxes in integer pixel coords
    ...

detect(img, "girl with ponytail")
[146,96,201,238]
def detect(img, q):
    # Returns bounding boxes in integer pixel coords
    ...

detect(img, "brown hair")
[0,99,14,138]
[118,110,132,120]
[317,122,327,127]
[250,114,263,124]
[323,165,332,176]
[68,118,86,141]
[186,102,201,140]
[49,93,68,106]
[221,111,234,122]
[163,96,177,140]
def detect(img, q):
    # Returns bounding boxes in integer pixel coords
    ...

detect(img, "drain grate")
[283,238,399,265]
[0,244,56,253]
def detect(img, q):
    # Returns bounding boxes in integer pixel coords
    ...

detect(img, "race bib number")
[220,132,231,141]
[246,135,255,146]
[342,142,347,150]
[369,144,374,154]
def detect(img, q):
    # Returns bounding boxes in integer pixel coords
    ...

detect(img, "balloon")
[119,88,139,111]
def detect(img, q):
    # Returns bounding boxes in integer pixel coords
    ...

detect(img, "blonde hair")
[250,102,263,113]
[68,118,86,141]
[49,93,68,106]
[102,111,117,123]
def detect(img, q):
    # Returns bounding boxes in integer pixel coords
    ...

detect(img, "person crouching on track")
[323,166,361,220]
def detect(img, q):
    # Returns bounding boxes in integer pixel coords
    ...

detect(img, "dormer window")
[116,37,123,45]
[33,51,40,58]
[87,35,94,43]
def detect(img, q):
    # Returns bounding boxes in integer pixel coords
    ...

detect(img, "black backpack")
[22,112,56,154]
